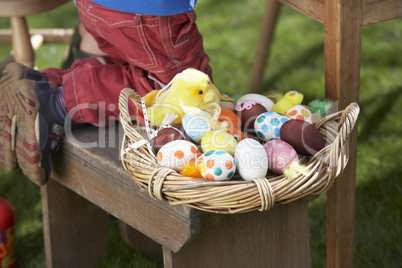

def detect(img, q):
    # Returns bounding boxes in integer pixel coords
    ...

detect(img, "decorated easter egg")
[157,140,200,171]
[197,150,236,181]
[236,93,275,111]
[284,105,313,124]
[153,123,185,153]
[218,109,245,142]
[201,130,238,156]
[263,140,298,174]
[280,120,326,156]
[219,109,241,130]
[272,90,304,115]
[254,112,289,141]
[182,111,211,143]
[235,101,268,131]
[234,138,268,181]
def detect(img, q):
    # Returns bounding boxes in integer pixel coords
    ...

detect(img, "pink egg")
[263,140,298,174]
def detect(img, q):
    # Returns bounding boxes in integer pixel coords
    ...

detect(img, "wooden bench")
[42,123,311,267]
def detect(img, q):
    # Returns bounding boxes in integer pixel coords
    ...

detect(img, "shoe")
[0,60,42,172]
[13,79,64,185]
[14,76,64,185]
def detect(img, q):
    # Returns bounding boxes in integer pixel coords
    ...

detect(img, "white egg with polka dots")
[254,112,289,141]
[156,140,200,171]
[197,150,236,181]
[284,105,313,124]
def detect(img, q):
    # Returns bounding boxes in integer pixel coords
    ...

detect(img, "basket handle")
[337,102,360,139]
[119,88,142,133]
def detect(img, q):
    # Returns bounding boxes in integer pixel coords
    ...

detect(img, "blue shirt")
[90,0,197,16]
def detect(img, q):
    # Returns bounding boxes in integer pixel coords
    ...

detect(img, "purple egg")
[263,140,298,174]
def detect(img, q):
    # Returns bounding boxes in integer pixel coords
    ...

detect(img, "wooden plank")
[41,179,109,268]
[249,0,281,92]
[163,200,311,268]
[0,29,73,44]
[362,0,402,25]
[278,0,325,23]
[324,0,361,267]
[50,124,202,252]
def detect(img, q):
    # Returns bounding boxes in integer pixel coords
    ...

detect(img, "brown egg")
[153,124,185,153]
[235,101,268,131]
[280,120,326,156]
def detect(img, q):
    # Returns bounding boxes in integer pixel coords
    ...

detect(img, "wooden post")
[324,0,361,267]
[249,0,281,92]
[41,179,110,268]
[10,16,34,68]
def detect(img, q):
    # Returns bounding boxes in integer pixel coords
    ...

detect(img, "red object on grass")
[0,198,16,268]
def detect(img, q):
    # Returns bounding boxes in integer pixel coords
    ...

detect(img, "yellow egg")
[201,130,238,156]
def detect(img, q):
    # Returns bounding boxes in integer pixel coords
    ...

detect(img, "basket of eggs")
[119,69,360,214]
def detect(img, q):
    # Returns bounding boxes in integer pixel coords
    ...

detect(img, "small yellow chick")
[146,68,220,127]
[272,90,304,115]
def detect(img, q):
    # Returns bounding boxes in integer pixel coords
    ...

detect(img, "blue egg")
[183,112,211,143]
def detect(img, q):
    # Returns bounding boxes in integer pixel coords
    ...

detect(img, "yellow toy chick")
[145,68,220,127]
[272,90,304,115]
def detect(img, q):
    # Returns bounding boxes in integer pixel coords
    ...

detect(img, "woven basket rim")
[119,88,360,214]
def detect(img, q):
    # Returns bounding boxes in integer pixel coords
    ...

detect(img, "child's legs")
[42,56,154,126]
[77,0,212,85]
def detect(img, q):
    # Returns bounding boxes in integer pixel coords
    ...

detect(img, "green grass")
[1,1,401,267]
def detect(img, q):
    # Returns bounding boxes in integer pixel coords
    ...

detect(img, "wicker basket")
[119,88,360,214]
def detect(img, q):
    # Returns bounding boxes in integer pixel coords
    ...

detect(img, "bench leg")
[118,221,163,258]
[10,16,35,68]
[163,201,310,268]
[41,179,109,268]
